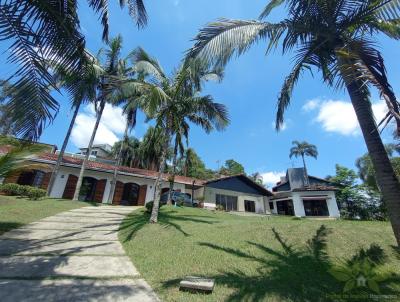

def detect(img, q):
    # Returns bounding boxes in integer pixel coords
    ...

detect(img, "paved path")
[0,206,159,302]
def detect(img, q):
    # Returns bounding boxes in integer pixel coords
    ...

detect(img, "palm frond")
[259,0,285,19]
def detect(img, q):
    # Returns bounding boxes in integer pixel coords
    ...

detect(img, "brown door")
[40,172,53,191]
[63,175,78,199]
[112,181,124,205]
[138,185,147,206]
[94,179,107,203]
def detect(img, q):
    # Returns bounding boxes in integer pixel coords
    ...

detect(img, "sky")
[11,0,400,188]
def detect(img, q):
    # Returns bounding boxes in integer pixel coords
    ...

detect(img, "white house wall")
[203,187,267,214]
[50,166,193,204]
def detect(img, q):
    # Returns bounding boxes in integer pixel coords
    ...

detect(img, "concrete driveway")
[0,206,159,302]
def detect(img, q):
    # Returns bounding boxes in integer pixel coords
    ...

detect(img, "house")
[78,144,113,159]
[200,175,273,213]
[270,168,340,218]
[1,144,340,217]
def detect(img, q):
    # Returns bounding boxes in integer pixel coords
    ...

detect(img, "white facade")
[269,190,340,218]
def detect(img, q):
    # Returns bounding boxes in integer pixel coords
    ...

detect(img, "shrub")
[26,187,46,200]
[215,204,225,211]
[0,183,46,200]
[145,201,164,213]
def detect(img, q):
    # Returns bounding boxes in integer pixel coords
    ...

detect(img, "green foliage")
[328,165,386,221]
[0,183,46,200]
[220,159,245,176]
[215,204,225,211]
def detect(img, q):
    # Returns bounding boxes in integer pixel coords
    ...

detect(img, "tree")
[220,159,245,176]
[135,55,229,222]
[72,36,146,201]
[356,145,400,191]
[111,137,141,168]
[250,172,264,185]
[2,0,148,140]
[289,141,318,185]
[177,148,213,180]
[328,165,386,221]
[187,0,400,245]
[0,81,16,136]
[46,52,100,196]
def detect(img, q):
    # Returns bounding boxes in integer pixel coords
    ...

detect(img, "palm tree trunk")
[73,99,106,201]
[150,131,170,223]
[345,79,400,246]
[301,154,309,187]
[47,101,81,196]
[167,145,178,205]
[107,121,130,204]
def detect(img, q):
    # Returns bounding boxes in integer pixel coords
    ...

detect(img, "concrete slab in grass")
[0,256,139,278]
[1,229,120,241]
[0,239,125,256]
[39,216,124,223]
[0,278,159,302]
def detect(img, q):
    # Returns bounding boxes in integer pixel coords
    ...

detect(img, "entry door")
[244,200,256,212]
[276,200,294,216]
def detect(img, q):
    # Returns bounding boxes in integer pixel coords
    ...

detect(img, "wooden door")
[62,175,78,199]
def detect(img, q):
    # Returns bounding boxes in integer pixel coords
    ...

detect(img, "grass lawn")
[119,207,400,302]
[0,195,95,235]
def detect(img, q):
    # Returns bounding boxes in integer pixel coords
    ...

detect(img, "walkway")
[0,206,159,302]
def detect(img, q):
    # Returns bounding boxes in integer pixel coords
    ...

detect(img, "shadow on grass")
[119,208,218,242]
[0,222,25,235]
[163,225,400,301]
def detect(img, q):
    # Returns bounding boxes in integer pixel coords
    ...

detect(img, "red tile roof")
[36,153,205,186]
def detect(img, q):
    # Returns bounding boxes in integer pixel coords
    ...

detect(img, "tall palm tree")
[135,55,229,222]
[2,0,148,141]
[111,137,141,168]
[72,36,144,201]
[187,0,400,245]
[289,141,318,186]
[46,52,101,196]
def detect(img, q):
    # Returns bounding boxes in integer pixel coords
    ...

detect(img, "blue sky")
[26,1,400,187]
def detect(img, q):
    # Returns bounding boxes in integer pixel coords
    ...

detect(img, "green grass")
[0,195,96,235]
[119,207,400,302]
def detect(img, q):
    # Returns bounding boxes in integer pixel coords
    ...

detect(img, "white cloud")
[71,104,127,148]
[261,171,286,188]
[302,99,320,112]
[304,99,388,136]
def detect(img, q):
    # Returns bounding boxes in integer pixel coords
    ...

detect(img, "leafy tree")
[250,172,264,185]
[134,54,229,222]
[289,140,318,185]
[328,165,386,221]
[187,0,400,245]
[356,145,400,191]
[220,159,245,176]
[177,148,215,180]
[2,0,148,140]
[0,81,16,136]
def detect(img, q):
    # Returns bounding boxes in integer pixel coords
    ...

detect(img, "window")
[303,199,329,216]
[32,171,45,188]
[91,150,98,156]
[269,202,274,210]
[216,194,237,211]
[244,200,256,212]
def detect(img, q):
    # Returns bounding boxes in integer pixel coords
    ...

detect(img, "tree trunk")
[47,101,81,196]
[73,99,106,201]
[107,122,130,204]
[345,79,400,246]
[167,144,179,205]
[150,131,170,223]
[301,154,309,187]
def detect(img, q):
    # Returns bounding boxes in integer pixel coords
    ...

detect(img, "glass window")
[269,202,274,210]
[216,194,237,211]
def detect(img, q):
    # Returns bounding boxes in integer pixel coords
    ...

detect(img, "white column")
[292,193,306,217]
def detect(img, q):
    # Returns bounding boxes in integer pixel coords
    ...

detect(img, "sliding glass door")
[216,194,238,211]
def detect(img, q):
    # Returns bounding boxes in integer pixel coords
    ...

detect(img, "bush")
[145,201,164,213]
[215,204,225,211]
[26,187,47,200]
[0,183,46,200]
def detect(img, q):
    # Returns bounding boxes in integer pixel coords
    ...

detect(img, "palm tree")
[187,0,400,245]
[72,36,145,201]
[46,52,100,196]
[111,137,141,168]
[2,0,148,141]
[289,141,318,186]
[135,55,229,222]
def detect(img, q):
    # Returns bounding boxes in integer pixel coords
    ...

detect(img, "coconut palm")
[187,0,400,245]
[72,36,146,201]
[46,52,101,196]
[289,141,318,186]
[111,137,141,168]
[2,0,148,141]
[135,55,229,222]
